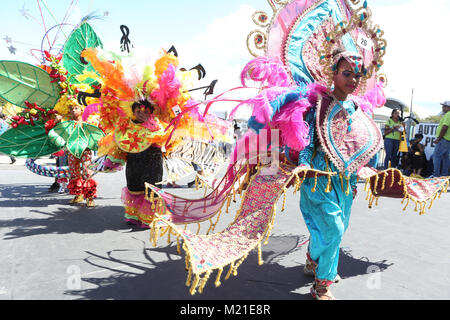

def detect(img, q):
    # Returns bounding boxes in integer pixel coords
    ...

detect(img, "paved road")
[0,155,449,301]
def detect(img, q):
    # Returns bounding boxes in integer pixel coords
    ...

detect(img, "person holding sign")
[383,109,405,169]
[432,101,450,177]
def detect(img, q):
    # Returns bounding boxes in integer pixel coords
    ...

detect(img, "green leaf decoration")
[0,121,60,158]
[0,61,61,110]
[62,22,103,84]
[48,121,105,158]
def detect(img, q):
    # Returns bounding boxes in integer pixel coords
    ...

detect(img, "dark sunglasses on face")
[341,70,362,80]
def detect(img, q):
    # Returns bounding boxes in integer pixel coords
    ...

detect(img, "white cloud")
[173,5,259,118]
[370,0,450,117]
[173,1,450,119]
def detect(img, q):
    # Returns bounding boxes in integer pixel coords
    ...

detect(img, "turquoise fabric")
[300,150,357,281]
[298,100,358,281]
[286,0,358,86]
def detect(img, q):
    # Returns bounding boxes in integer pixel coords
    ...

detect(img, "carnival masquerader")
[228,0,387,299]
[51,102,103,207]
[83,48,231,228]
[296,49,380,300]
[121,100,165,228]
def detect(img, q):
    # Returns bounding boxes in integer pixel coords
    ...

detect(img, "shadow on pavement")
[0,184,67,208]
[64,235,393,300]
[0,205,130,239]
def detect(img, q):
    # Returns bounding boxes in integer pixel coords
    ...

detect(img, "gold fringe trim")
[364,169,449,215]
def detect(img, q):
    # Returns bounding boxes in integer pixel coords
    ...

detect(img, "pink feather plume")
[240,56,291,88]
[271,99,312,151]
[150,64,181,109]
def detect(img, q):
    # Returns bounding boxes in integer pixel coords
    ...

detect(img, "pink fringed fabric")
[121,187,157,224]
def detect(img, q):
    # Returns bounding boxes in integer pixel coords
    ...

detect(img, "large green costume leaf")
[48,121,105,159]
[62,22,103,84]
[0,121,60,158]
[0,61,60,110]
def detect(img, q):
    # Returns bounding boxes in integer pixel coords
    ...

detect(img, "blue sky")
[1,0,449,118]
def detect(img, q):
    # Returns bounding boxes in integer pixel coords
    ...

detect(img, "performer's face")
[69,105,82,119]
[333,60,362,96]
[134,105,151,123]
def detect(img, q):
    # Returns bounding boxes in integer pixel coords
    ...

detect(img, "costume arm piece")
[97,133,127,165]
[297,108,316,167]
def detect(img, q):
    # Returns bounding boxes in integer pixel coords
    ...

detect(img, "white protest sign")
[416,123,439,160]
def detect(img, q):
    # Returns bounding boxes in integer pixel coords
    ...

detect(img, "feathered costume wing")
[0,21,105,162]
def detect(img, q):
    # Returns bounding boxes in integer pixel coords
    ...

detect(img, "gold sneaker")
[69,195,84,204]
[86,198,95,207]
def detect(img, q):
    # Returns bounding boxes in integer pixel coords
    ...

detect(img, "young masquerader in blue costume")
[298,49,382,300]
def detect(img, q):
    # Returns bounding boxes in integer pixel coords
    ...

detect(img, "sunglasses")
[341,70,362,80]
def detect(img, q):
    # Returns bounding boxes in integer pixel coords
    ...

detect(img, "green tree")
[422,116,441,123]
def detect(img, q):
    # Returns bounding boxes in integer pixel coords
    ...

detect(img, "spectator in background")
[432,101,450,177]
[408,133,427,178]
[233,120,242,141]
[383,109,404,169]
[0,112,16,164]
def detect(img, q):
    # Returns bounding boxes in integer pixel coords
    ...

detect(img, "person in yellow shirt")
[432,101,450,177]
[383,109,405,169]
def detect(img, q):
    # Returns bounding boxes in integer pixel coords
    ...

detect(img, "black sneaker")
[48,182,60,192]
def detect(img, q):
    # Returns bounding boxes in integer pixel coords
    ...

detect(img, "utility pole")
[408,88,414,140]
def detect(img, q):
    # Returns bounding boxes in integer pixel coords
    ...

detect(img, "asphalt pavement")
[0,155,449,302]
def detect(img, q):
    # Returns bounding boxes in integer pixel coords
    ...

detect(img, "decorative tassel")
[281,188,287,212]
[429,193,438,209]
[150,191,156,210]
[402,197,410,211]
[176,237,181,254]
[226,194,231,213]
[368,194,375,208]
[311,172,319,193]
[195,175,199,190]
[198,271,212,294]
[345,176,350,196]
[381,172,387,190]
[184,248,190,270]
[233,255,248,276]
[293,174,300,194]
[374,174,380,192]
[325,174,332,193]
[215,268,224,287]
[225,263,235,280]
[257,242,264,265]
[419,202,426,215]
[364,178,370,193]
[186,266,192,286]
[189,274,201,295]
[365,188,371,201]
